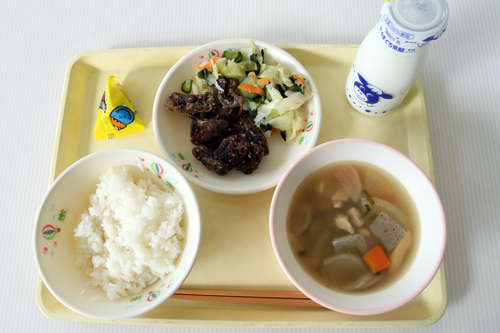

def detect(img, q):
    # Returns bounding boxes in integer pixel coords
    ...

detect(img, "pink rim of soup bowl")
[269,138,446,315]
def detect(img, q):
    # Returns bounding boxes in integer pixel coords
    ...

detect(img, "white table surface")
[2,0,498,332]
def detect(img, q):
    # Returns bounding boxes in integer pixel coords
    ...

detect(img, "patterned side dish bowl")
[33,148,201,320]
[153,38,322,195]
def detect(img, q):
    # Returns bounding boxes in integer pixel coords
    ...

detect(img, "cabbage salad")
[180,40,314,143]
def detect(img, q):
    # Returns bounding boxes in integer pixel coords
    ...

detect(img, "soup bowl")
[33,148,201,320]
[269,138,446,315]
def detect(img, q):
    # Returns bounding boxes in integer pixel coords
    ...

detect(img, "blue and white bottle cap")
[381,0,448,46]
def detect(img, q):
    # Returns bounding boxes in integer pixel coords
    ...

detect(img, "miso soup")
[286,161,419,294]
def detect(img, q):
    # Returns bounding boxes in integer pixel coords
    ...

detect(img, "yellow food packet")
[93,76,145,140]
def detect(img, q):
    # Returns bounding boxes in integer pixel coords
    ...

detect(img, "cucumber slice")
[289,76,305,94]
[197,68,209,80]
[222,49,243,63]
[284,83,299,93]
[260,123,273,132]
[250,54,261,73]
[181,79,193,93]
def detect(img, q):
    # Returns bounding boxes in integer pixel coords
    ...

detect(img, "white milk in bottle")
[345,0,448,116]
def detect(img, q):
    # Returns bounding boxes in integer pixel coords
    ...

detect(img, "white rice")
[74,166,185,300]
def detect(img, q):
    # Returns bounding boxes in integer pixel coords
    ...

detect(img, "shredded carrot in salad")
[197,54,219,70]
[293,75,305,85]
[257,77,269,85]
[238,84,264,95]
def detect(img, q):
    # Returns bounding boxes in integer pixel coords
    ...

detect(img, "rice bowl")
[33,148,201,320]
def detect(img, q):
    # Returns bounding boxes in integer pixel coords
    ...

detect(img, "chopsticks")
[176,288,309,298]
[171,288,323,308]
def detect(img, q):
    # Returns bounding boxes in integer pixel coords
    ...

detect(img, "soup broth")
[286,161,419,294]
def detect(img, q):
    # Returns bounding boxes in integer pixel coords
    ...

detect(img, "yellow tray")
[36,44,447,328]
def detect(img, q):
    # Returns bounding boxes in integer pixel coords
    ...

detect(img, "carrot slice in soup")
[363,246,391,273]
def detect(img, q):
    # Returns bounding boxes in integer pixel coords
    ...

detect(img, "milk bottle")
[345,0,448,116]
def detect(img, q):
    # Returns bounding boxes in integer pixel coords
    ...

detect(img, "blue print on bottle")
[422,28,447,43]
[353,74,393,107]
